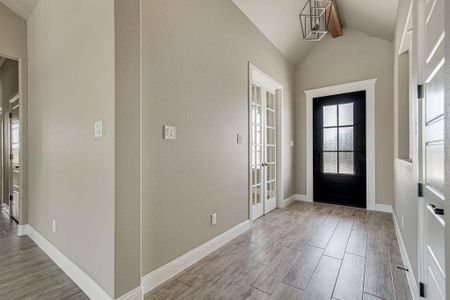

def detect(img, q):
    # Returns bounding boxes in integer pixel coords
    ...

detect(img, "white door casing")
[249,64,283,221]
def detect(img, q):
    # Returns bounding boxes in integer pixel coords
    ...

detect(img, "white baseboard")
[294,194,311,202]
[116,286,143,300]
[392,212,420,300]
[141,220,250,294]
[20,225,113,300]
[279,194,296,208]
[16,224,28,236]
[374,204,393,213]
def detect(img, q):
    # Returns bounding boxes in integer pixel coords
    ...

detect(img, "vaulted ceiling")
[232,0,399,63]
[0,0,40,19]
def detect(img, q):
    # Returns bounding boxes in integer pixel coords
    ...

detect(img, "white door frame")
[305,78,377,210]
[248,63,284,221]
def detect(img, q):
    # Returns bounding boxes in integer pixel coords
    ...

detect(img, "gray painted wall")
[294,29,395,206]
[27,0,116,296]
[392,0,419,281]
[114,0,142,297]
[141,0,296,274]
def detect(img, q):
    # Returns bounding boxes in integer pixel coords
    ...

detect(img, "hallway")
[0,211,87,299]
[146,202,412,300]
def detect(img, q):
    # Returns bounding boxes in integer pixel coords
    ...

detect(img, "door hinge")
[419,282,425,297]
[417,84,424,99]
[417,183,423,197]
[9,195,12,201]
[9,154,13,160]
[8,112,12,118]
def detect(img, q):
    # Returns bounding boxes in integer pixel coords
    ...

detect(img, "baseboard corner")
[294,194,311,202]
[392,212,420,300]
[141,220,250,294]
[116,286,143,300]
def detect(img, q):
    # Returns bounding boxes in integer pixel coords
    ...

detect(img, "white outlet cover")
[211,213,217,225]
[52,219,57,232]
[164,125,176,140]
[290,140,295,147]
[94,120,103,138]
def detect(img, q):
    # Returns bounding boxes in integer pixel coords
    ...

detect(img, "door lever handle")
[430,204,444,215]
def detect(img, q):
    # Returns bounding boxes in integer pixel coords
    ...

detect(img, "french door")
[250,83,277,221]
[419,0,446,298]
[9,95,20,222]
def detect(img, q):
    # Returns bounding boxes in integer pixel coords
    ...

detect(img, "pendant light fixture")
[299,0,333,41]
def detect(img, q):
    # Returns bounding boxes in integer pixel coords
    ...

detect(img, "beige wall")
[392,0,419,280]
[114,0,142,297]
[27,0,116,296]
[141,0,296,274]
[295,29,395,206]
[0,2,28,224]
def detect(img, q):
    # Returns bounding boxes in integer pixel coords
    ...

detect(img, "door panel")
[420,0,446,297]
[313,91,366,208]
[250,83,277,221]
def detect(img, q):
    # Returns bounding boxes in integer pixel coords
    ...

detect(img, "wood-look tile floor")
[0,210,88,300]
[146,201,413,300]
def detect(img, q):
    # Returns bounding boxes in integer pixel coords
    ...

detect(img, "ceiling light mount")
[299,0,333,41]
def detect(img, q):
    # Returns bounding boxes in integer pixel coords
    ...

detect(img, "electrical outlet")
[163,125,176,140]
[401,215,404,229]
[94,120,103,138]
[52,219,57,233]
[211,213,217,225]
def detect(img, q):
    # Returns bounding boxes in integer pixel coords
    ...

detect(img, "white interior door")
[420,0,446,298]
[250,83,277,221]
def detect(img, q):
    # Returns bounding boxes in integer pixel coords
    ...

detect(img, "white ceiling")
[0,0,40,19]
[232,0,399,63]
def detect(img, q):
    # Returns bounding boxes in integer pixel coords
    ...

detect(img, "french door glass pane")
[323,128,338,150]
[323,152,338,173]
[339,127,354,150]
[338,103,354,126]
[323,105,337,127]
[339,152,354,174]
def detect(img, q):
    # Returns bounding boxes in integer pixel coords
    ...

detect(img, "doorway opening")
[313,91,366,208]
[306,79,377,210]
[0,56,21,223]
[248,64,283,221]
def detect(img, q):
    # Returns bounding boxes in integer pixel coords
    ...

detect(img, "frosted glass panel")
[339,127,354,151]
[339,152,354,174]
[338,103,354,126]
[323,128,337,151]
[323,152,337,173]
[323,105,337,127]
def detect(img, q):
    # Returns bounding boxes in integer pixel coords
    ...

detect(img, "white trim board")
[141,220,250,294]
[305,79,377,210]
[19,225,113,300]
[248,63,284,219]
[393,212,420,300]
[116,287,143,300]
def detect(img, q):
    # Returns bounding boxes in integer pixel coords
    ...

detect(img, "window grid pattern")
[323,103,354,175]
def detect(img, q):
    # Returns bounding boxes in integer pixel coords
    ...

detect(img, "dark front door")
[313,91,366,208]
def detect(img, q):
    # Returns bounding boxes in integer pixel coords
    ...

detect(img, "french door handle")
[430,204,445,215]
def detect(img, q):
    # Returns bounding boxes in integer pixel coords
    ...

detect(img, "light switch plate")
[94,120,103,138]
[290,140,295,147]
[164,125,176,140]
[211,213,217,225]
